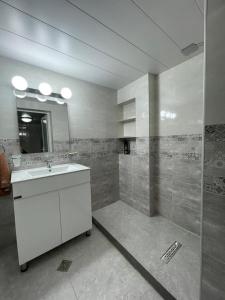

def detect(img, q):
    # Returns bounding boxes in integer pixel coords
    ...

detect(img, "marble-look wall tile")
[70,138,119,211]
[119,137,151,216]
[202,124,225,299]
[150,134,202,235]
[201,254,225,300]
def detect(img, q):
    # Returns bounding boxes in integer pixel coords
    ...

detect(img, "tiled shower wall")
[150,134,202,235]
[70,138,119,211]
[201,125,225,298]
[0,137,119,251]
[119,138,150,216]
[201,1,225,298]
[118,134,202,235]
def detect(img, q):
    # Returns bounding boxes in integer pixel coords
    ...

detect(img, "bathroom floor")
[0,225,162,300]
[93,201,201,300]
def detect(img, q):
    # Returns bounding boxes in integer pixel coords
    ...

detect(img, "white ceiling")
[0,0,204,89]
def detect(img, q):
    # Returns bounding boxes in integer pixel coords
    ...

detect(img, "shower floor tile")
[93,200,201,300]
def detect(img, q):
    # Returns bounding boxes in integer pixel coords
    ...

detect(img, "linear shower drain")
[161,241,182,264]
[57,260,72,272]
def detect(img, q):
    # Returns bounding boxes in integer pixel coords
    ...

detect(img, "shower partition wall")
[201,1,225,299]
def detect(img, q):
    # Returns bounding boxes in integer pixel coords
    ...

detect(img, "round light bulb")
[39,82,52,96]
[11,76,28,91]
[36,94,47,102]
[61,87,72,99]
[13,90,27,99]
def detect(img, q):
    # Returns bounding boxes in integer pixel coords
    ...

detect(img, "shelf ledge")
[118,116,136,123]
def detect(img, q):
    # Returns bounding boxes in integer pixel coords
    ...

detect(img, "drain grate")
[161,241,182,264]
[57,260,72,272]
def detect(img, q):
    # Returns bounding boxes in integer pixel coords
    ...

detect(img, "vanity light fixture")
[36,94,47,102]
[61,87,72,99]
[11,76,71,105]
[11,76,28,99]
[11,76,28,90]
[56,99,65,105]
[39,82,52,96]
[13,90,27,99]
[21,113,32,123]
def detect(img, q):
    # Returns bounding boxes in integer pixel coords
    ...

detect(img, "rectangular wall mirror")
[16,98,70,154]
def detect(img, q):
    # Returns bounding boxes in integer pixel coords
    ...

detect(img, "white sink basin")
[28,165,70,177]
[11,163,90,183]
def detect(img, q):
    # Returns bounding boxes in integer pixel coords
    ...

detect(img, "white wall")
[204,1,225,125]
[117,74,151,137]
[157,53,204,136]
[0,56,117,140]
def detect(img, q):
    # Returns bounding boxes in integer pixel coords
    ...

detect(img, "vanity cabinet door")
[14,191,61,265]
[60,183,92,243]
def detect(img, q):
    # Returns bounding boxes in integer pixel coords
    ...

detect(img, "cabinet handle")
[14,195,22,200]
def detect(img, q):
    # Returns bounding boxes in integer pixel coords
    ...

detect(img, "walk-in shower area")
[93,54,203,300]
[1,1,225,299]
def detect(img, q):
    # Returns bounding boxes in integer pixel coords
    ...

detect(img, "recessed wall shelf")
[117,98,136,138]
[119,136,136,139]
[118,98,135,105]
[118,116,136,123]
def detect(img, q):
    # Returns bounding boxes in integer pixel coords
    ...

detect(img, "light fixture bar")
[26,88,64,99]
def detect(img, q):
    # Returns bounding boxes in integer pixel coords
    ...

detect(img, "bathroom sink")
[11,163,90,183]
[28,165,70,177]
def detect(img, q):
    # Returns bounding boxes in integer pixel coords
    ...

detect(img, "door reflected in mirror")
[16,97,70,155]
[17,110,52,154]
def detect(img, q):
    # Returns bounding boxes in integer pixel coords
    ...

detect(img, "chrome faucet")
[45,159,53,172]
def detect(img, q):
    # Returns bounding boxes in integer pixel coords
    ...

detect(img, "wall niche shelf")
[117,98,136,138]
[118,116,136,123]
[118,136,136,139]
[118,98,135,106]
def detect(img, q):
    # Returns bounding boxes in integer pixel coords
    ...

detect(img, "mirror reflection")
[16,98,70,154]
[17,110,52,154]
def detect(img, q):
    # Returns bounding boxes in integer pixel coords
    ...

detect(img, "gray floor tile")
[0,225,162,300]
[66,227,162,300]
[93,200,201,300]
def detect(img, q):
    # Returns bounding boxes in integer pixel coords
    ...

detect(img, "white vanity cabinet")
[14,191,62,266]
[60,184,91,243]
[11,164,92,270]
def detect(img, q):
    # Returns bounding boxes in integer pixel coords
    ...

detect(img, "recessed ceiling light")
[61,87,72,99]
[39,82,52,96]
[11,76,28,91]
[21,113,32,123]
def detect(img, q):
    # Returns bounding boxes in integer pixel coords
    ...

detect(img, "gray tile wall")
[201,124,225,299]
[150,134,202,235]
[70,138,119,211]
[0,138,119,251]
[119,138,151,216]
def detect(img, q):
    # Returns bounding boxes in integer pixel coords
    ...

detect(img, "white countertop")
[11,163,90,184]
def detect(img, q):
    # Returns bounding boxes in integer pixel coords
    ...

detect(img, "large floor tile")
[0,225,162,300]
[93,200,201,300]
